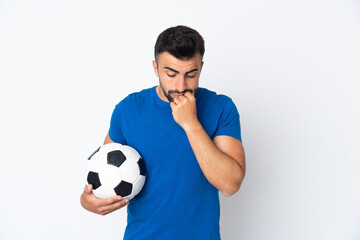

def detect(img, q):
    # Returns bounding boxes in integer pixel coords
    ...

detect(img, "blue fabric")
[109,86,241,240]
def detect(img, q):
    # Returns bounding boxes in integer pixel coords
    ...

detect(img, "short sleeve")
[108,102,127,144]
[214,98,242,142]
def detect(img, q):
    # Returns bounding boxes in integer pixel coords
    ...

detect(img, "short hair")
[154,25,205,62]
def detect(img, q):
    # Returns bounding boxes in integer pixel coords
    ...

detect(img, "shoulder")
[116,86,155,107]
[123,86,154,103]
[196,87,235,109]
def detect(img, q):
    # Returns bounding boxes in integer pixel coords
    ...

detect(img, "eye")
[167,74,176,77]
[187,75,196,78]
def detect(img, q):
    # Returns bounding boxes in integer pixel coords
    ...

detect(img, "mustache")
[168,89,194,94]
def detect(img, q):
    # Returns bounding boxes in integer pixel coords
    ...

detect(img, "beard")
[159,78,198,102]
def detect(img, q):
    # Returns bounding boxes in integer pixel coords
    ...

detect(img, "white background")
[0,0,359,239]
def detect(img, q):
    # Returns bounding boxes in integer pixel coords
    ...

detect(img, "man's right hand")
[80,184,129,215]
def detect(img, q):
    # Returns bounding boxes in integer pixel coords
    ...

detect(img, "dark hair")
[154,25,205,62]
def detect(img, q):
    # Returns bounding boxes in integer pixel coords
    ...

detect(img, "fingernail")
[125,199,129,203]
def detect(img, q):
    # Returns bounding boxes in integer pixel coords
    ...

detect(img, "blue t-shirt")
[109,86,241,240]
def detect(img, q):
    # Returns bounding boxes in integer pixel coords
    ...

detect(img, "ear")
[200,61,204,71]
[152,60,159,77]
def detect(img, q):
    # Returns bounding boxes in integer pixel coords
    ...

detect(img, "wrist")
[183,120,202,134]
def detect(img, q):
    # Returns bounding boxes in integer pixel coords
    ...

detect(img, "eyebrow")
[163,67,199,74]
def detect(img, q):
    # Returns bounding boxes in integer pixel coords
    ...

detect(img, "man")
[81,25,246,239]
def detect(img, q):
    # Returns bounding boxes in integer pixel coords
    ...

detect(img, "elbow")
[221,183,241,197]
[221,169,245,197]
[221,188,238,197]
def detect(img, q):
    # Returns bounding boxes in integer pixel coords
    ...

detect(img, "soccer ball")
[86,143,146,200]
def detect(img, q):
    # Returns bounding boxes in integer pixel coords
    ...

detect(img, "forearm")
[184,121,245,196]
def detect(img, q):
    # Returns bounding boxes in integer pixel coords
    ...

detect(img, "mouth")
[172,93,184,98]
[169,89,193,98]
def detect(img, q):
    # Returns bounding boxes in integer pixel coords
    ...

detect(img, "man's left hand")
[170,91,199,132]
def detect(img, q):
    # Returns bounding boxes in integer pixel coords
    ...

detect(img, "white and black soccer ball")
[86,143,146,200]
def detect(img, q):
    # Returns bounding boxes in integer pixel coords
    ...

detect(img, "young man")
[81,25,246,239]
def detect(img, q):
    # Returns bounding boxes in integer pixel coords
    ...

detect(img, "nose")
[176,75,187,93]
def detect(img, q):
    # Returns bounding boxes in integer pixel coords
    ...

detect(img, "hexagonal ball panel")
[119,160,140,183]
[107,150,126,167]
[93,186,116,199]
[132,175,146,197]
[99,163,122,188]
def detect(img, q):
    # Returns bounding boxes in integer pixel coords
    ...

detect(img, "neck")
[156,85,170,103]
